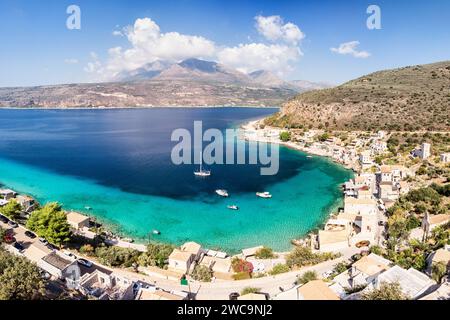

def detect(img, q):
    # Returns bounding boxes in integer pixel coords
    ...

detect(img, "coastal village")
[1,121,449,300]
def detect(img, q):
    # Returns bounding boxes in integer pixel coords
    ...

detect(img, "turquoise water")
[0,154,351,253]
[0,108,353,253]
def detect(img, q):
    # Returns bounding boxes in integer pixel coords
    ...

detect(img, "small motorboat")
[85,206,93,210]
[256,192,272,199]
[152,229,161,235]
[227,205,239,211]
[306,155,313,159]
[216,189,229,197]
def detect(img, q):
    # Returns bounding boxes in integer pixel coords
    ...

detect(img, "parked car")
[322,270,333,279]
[39,238,48,245]
[46,243,58,251]
[77,258,93,268]
[13,242,25,253]
[378,221,386,226]
[24,230,36,239]
[7,220,18,228]
[0,214,9,223]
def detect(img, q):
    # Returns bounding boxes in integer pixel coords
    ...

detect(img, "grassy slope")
[266,61,450,131]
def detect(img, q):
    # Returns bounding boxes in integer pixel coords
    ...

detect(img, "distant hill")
[265,61,450,131]
[0,58,330,108]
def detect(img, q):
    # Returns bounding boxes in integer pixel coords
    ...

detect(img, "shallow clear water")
[0,108,353,252]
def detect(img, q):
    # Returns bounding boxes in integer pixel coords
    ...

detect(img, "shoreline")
[0,105,281,110]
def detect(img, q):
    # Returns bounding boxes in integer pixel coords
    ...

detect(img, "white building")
[440,153,450,163]
[369,265,435,299]
[359,150,372,168]
[416,143,431,160]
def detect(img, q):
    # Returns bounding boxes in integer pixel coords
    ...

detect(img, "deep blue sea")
[0,108,352,252]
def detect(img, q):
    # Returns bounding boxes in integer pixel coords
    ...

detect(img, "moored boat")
[216,189,229,197]
[256,191,272,198]
[227,205,239,210]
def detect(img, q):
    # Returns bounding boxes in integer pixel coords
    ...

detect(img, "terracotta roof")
[297,280,339,300]
[169,249,193,262]
[66,211,90,224]
[353,254,391,276]
[180,241,202,254]
[238,293,267,300]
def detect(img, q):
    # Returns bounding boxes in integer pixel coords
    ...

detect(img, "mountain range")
[0,58,330,108]
[265,61,450,131]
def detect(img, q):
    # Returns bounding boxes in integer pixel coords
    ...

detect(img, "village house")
[331,253,392,298]
[412,142,431,160]
[40,251,78,280]
[199,256,232,275]
[0,189,17,200]
[359,150,373,169]
[77,270,135,300]
[422,213,450,238]
[66,211,90,230]
[237,292,269,300]
[440,153,450,163]
[370,141,387,155]
[426,245,450,275]
[318,218,353,252]
[15,195,37,213]
[368,265,435,299]
[297,280,340,300]
[168,241,204,274]
[136,287,186,300]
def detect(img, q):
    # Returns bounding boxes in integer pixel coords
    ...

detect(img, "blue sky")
[0,0,449,87]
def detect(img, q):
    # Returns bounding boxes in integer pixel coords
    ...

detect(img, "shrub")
[286,247,340,268]
[361,282,408,300]
[79,244,95,256]
[232,272,252,281]
[296,270,317,285]
[95,245,141,267]
[255,247,276,259]
[231,257,253,274]
[279,131,291,142]
[268,264,290,275]
[240,287,260,295]
[191,265,213,282]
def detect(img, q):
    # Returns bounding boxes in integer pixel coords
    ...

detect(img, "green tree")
[296,270,317,285]
[138,242,174,268]
[361,282,408,300]
[317,133,330,142]
[0,248,46,300]
[191,265,213,282]
[279,131,291,142]
[26,203,71,247]
[431,262,448,283]
[0,200,22,220]
[255,247,276,259]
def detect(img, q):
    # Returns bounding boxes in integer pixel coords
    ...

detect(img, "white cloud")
[331,41,370,58]
[217,43,301,75]
[64,58,79,64]
[86,15,305,80]
[255,15,304,45]
[112,30,123,37]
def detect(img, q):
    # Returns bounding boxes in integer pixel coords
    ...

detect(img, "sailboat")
[194,151,211,177]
